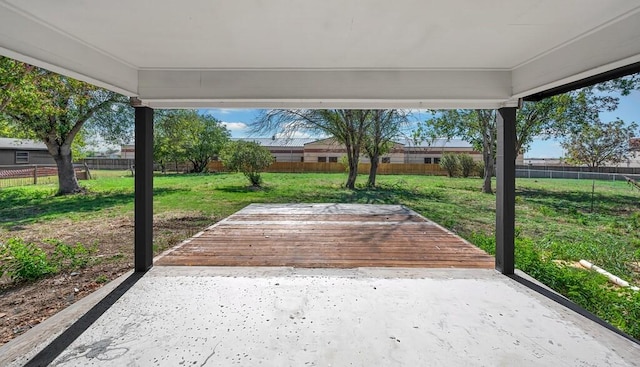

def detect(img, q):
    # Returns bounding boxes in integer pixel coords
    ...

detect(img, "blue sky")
[201,91,640,158]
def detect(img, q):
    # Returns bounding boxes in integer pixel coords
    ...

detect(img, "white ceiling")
[1,0,640,108]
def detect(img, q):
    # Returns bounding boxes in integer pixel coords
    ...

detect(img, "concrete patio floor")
[2,204,639,366]
[3,267,640,366]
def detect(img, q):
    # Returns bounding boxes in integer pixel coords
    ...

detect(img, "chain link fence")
[516,168,640,182]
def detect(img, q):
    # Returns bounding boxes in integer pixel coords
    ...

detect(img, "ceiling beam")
[137,69,514,109]
[523,61,640,102]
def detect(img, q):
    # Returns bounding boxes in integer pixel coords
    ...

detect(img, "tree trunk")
[346,159,358,189]
[51,144,82,195]
[367,155,379,187]
[344,141,361,189]
[482,148,493,194]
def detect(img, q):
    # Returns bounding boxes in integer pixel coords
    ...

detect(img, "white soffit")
[0,0,639,108]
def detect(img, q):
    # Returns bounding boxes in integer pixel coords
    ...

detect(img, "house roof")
[0,137,47,151]
[233,138,318,148]
[0,1,638,109]
[303,137,473,149]
[400,138,474,149]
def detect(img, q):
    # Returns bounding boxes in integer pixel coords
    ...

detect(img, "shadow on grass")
[300,184,445,205]
[0,187,185,230]
[216,185,274,194]
[518,187,639,215]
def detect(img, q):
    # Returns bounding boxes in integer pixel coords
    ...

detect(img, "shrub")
[439,153,459,177]
[0,238,54,281]
[220,141,274,187]
[458,154,475,178]
[476,161,485,178]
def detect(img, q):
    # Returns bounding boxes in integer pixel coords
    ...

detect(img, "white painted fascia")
[0,2,138,96]
[511,9,640,99]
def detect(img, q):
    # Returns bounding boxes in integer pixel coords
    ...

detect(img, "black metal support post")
[496,107,516,274]
[134,107,154,272]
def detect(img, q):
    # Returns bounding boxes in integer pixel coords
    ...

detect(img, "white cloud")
[211,109,236,115]
[221,122,248,131]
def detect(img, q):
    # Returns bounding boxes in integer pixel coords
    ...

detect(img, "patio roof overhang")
[1,1,640,275]
[1,0,639,109]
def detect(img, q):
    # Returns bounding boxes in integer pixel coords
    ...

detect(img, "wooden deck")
[156,203,495,268]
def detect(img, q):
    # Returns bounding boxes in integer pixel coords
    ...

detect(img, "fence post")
[33,165,38,185]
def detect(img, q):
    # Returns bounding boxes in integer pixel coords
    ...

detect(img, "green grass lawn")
[1,171,639,336]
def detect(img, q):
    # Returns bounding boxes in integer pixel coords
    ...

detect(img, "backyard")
[0,171,639,344]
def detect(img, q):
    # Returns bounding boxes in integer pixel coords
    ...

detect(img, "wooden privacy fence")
[207,161,447,176]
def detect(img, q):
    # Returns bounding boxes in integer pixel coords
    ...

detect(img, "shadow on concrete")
[507,273,640,346]
[25,272,145,367]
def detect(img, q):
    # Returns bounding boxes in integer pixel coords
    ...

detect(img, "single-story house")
[0,137,54,166]
[120,144,135,159]
[229,137,316,162]
[233,137,524,165]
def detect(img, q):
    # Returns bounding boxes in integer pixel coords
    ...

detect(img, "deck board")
[156,203,494,268]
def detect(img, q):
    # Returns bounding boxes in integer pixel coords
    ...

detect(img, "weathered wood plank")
[156,203,494,269]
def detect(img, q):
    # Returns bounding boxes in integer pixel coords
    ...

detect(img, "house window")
[381,157,391,163]
[424,157,432,164]
[317,157,327,163]
[433,157,441,164]
[329,157,338,163]
[15,151,29,164]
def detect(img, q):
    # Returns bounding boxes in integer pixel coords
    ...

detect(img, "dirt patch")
[0,211,215,346]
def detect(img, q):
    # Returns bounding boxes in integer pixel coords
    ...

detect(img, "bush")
[458,154,475,178]
[439,153,459,177]
[476,161,485,178]
[0,238,54,281]
[0,238,96,282]
[220,141,274,187]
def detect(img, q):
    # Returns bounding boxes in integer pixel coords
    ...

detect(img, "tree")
[254,110,372,189]
[220,140,274,187]
[415,85,625,193]
[415,110,496,193]
[154,110,229,173]
[516,95,573,155]
[1,57,130,194]
[362,110,409,187]
[561,119,638,169]
[0,58,35,113]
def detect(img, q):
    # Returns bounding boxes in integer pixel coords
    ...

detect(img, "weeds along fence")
[0,165,88,189]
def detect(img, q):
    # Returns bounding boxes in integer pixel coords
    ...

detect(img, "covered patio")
[1,0,640,365]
